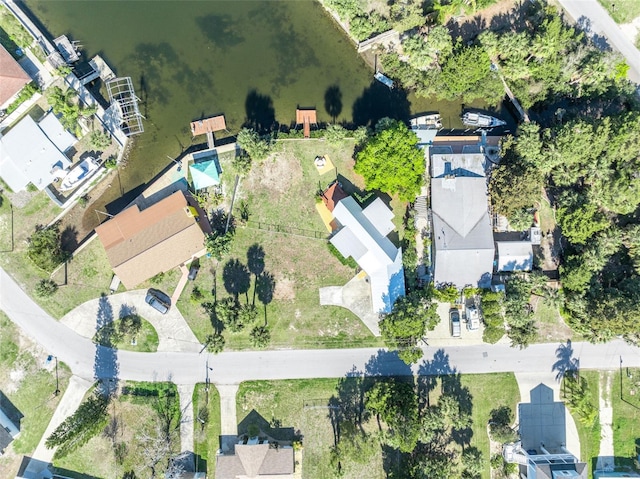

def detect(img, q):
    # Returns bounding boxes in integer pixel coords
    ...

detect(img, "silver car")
[450,309,461,338]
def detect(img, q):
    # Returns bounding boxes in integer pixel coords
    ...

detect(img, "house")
[322,182,405,314]
[95,190,211,289]
[430,152,494,289]
[0,113,74,192]
[496,241,534,272]
[0,390,22,456]
[0,44,31,110]
[503,384,587,479]
[215,443,294,479]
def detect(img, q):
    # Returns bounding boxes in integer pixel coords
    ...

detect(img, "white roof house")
[0,114,73,192]
[330,196,405,314]
[431,153,494,289]
[496,241,533,272]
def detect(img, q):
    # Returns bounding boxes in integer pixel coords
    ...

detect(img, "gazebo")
[189,158,220,190]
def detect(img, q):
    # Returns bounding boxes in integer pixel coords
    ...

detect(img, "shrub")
[483,325,505,344]
[104,156,118,169]
[328,242,357,268]
[150,272,165,284]
[250,325,271,348]
[35,279,58,297]
[6,82,39,114]
[190,286,204,303]
[89,130,111,150]
[324,124,348,144]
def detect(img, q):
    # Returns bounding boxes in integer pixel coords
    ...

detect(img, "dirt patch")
[248,148,303,195]
[273,275,296,301]
[532,295,573,342]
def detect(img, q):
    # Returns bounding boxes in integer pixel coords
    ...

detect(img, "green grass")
[53,382,181,479]
[236,373,520,479]
[93,316,159,352]
[562,371,601,478]
[193,384,221,474]
[177,138,403,350]
[0,311,71,478]
[460,373,520,479]
[612,368,640,470]
[597,0,640,23]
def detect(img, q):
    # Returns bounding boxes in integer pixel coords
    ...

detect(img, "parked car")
[466,306,481,331]
[450,309,461,338]
[188,263,200,281]
[145,288,171,314]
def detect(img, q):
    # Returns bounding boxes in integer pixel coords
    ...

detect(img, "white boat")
[462,112,506,128]
[60,157,100,192]
[374,71,394,89]
[410,114,442,130]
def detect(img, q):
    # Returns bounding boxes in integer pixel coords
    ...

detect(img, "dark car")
[145,288,171,314]
[188,263,200,281]
[450,309,461,338]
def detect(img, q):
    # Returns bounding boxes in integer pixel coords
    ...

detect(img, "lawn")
[597,0,640,23]
[533,296,575,343]
[53,382,181,479]
[177,138,403,350]
[236,372,519,479]
[562,371,601,478]
[612,367,640,470]
[0,311,72,478]
[93,316,159,352]
[193,384,221,474]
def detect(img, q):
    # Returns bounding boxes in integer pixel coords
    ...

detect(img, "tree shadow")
[576,16,611,51]
[202,301,223,334]
[247,244,265,306]
[327,366,368,448]
[364,349,414,377]
[256,272,276,325]
[324,85,343,122]
[352,81,411,128]
[447,15,487,43]
[222,259,251,303]
[237,409,300,444]
[118,303,136,319]
[244,89,276,134]
[552,339,580,382]
[60,225,79,254]
[94,294,119,397]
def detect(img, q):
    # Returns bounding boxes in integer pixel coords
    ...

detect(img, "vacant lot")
[612,367,640,470]
[178,139,401,350]
[0,311,71,478]
[236,371,519,479]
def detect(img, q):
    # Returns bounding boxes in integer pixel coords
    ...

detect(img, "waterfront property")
[320,181,405,314]
[295,107,317,138]
[95,189,211,289]
[0,112,73,191]
[430,150,494,289]
[0,43,31,110]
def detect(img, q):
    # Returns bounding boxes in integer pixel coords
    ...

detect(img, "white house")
[0,113,74,192]
[327,186,405,314]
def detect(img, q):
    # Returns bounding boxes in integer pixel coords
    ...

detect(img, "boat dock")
[53,35,81,63]
[296,108,317,138]
[190,114,227,149]
[76,55,116,85]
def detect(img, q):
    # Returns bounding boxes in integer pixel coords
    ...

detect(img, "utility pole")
[48,355,60,396]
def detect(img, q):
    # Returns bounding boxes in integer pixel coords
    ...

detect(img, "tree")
[89,130,112,150]
[119,314,142,339]
[27,224,68,272]
[46,393,110,458]
[205,230,234,261]
[232,153,252,176]
[379,293,438,364]
[249,325,271,348]
[488,406,518,443]
[556,193,609,245]
[236,128,272,161]
[205,333,225,353]
[35,279,58,297]
[389,0,424,32]
[354,120,424,201]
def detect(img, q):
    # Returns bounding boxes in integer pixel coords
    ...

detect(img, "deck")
[190,115,227,136]
[295,108,317,138]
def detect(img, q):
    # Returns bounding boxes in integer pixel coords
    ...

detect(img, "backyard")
[0,311,72,478]
[235,371,519,479]
[612,367,640,470]
[177,138,403,350]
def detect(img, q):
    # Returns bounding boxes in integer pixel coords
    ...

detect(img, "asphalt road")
[2,268,640,386]
[557,0,640,83]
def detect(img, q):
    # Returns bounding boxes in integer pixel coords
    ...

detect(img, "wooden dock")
[296,108,317,139]
[190,115,227,149]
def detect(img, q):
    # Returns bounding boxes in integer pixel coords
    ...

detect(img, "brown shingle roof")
[215,444,294,479]
[321,181,348,212]
[0,44,30,107]
[95,190,207,288]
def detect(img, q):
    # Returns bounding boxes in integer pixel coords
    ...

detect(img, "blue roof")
[189,158,220,190]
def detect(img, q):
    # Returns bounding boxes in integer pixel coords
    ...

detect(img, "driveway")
[60,290,201,352]
[557,0,640,83]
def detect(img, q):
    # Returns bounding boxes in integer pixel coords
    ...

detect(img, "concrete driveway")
[60,290,201,352]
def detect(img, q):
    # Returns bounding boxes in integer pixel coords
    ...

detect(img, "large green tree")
[27,224,69,272]
[354,120,424,201]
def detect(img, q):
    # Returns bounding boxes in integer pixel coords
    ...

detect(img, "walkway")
[596,371,614,472]
[177,383,195,454]
[59,290,201,352]
[557,0,640,83]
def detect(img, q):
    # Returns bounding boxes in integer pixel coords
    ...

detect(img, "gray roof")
[0,115,72,191]
[215,444,294,479]
[431,152,487,178]
[38,111,76,152]
[432,176,494,288]
[496,241,533,272]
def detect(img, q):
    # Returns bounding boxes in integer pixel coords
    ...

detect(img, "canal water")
[22,0,497,227]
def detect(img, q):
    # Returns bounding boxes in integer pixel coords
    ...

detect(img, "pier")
[295,108,317,138]
[190,114,227,148]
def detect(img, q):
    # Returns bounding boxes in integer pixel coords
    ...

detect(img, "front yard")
[612,367,640,470]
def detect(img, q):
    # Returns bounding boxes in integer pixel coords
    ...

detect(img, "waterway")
[21,0,497,228]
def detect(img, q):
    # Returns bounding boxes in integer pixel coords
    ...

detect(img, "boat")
[374,71,394,89]
[462,112,506,128]
[410,113,442,130]
[59,157,100,192]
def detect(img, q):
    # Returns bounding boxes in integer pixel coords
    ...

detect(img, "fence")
[245,220,327,240]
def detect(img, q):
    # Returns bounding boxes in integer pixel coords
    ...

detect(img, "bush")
[190,286,204,303]
[27,224,68,272]
[150,272,165,284]
[104,156,118,169]
[35,279,58,297]
[89,130,111,150]
[483,325,505,344]
[324,124,348,144]
[328,242,357,268]
[6,82,38,114]
[489,406,518,443]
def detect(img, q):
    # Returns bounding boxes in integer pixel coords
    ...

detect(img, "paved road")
[557,0,640,83]
[2,268,640,387]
